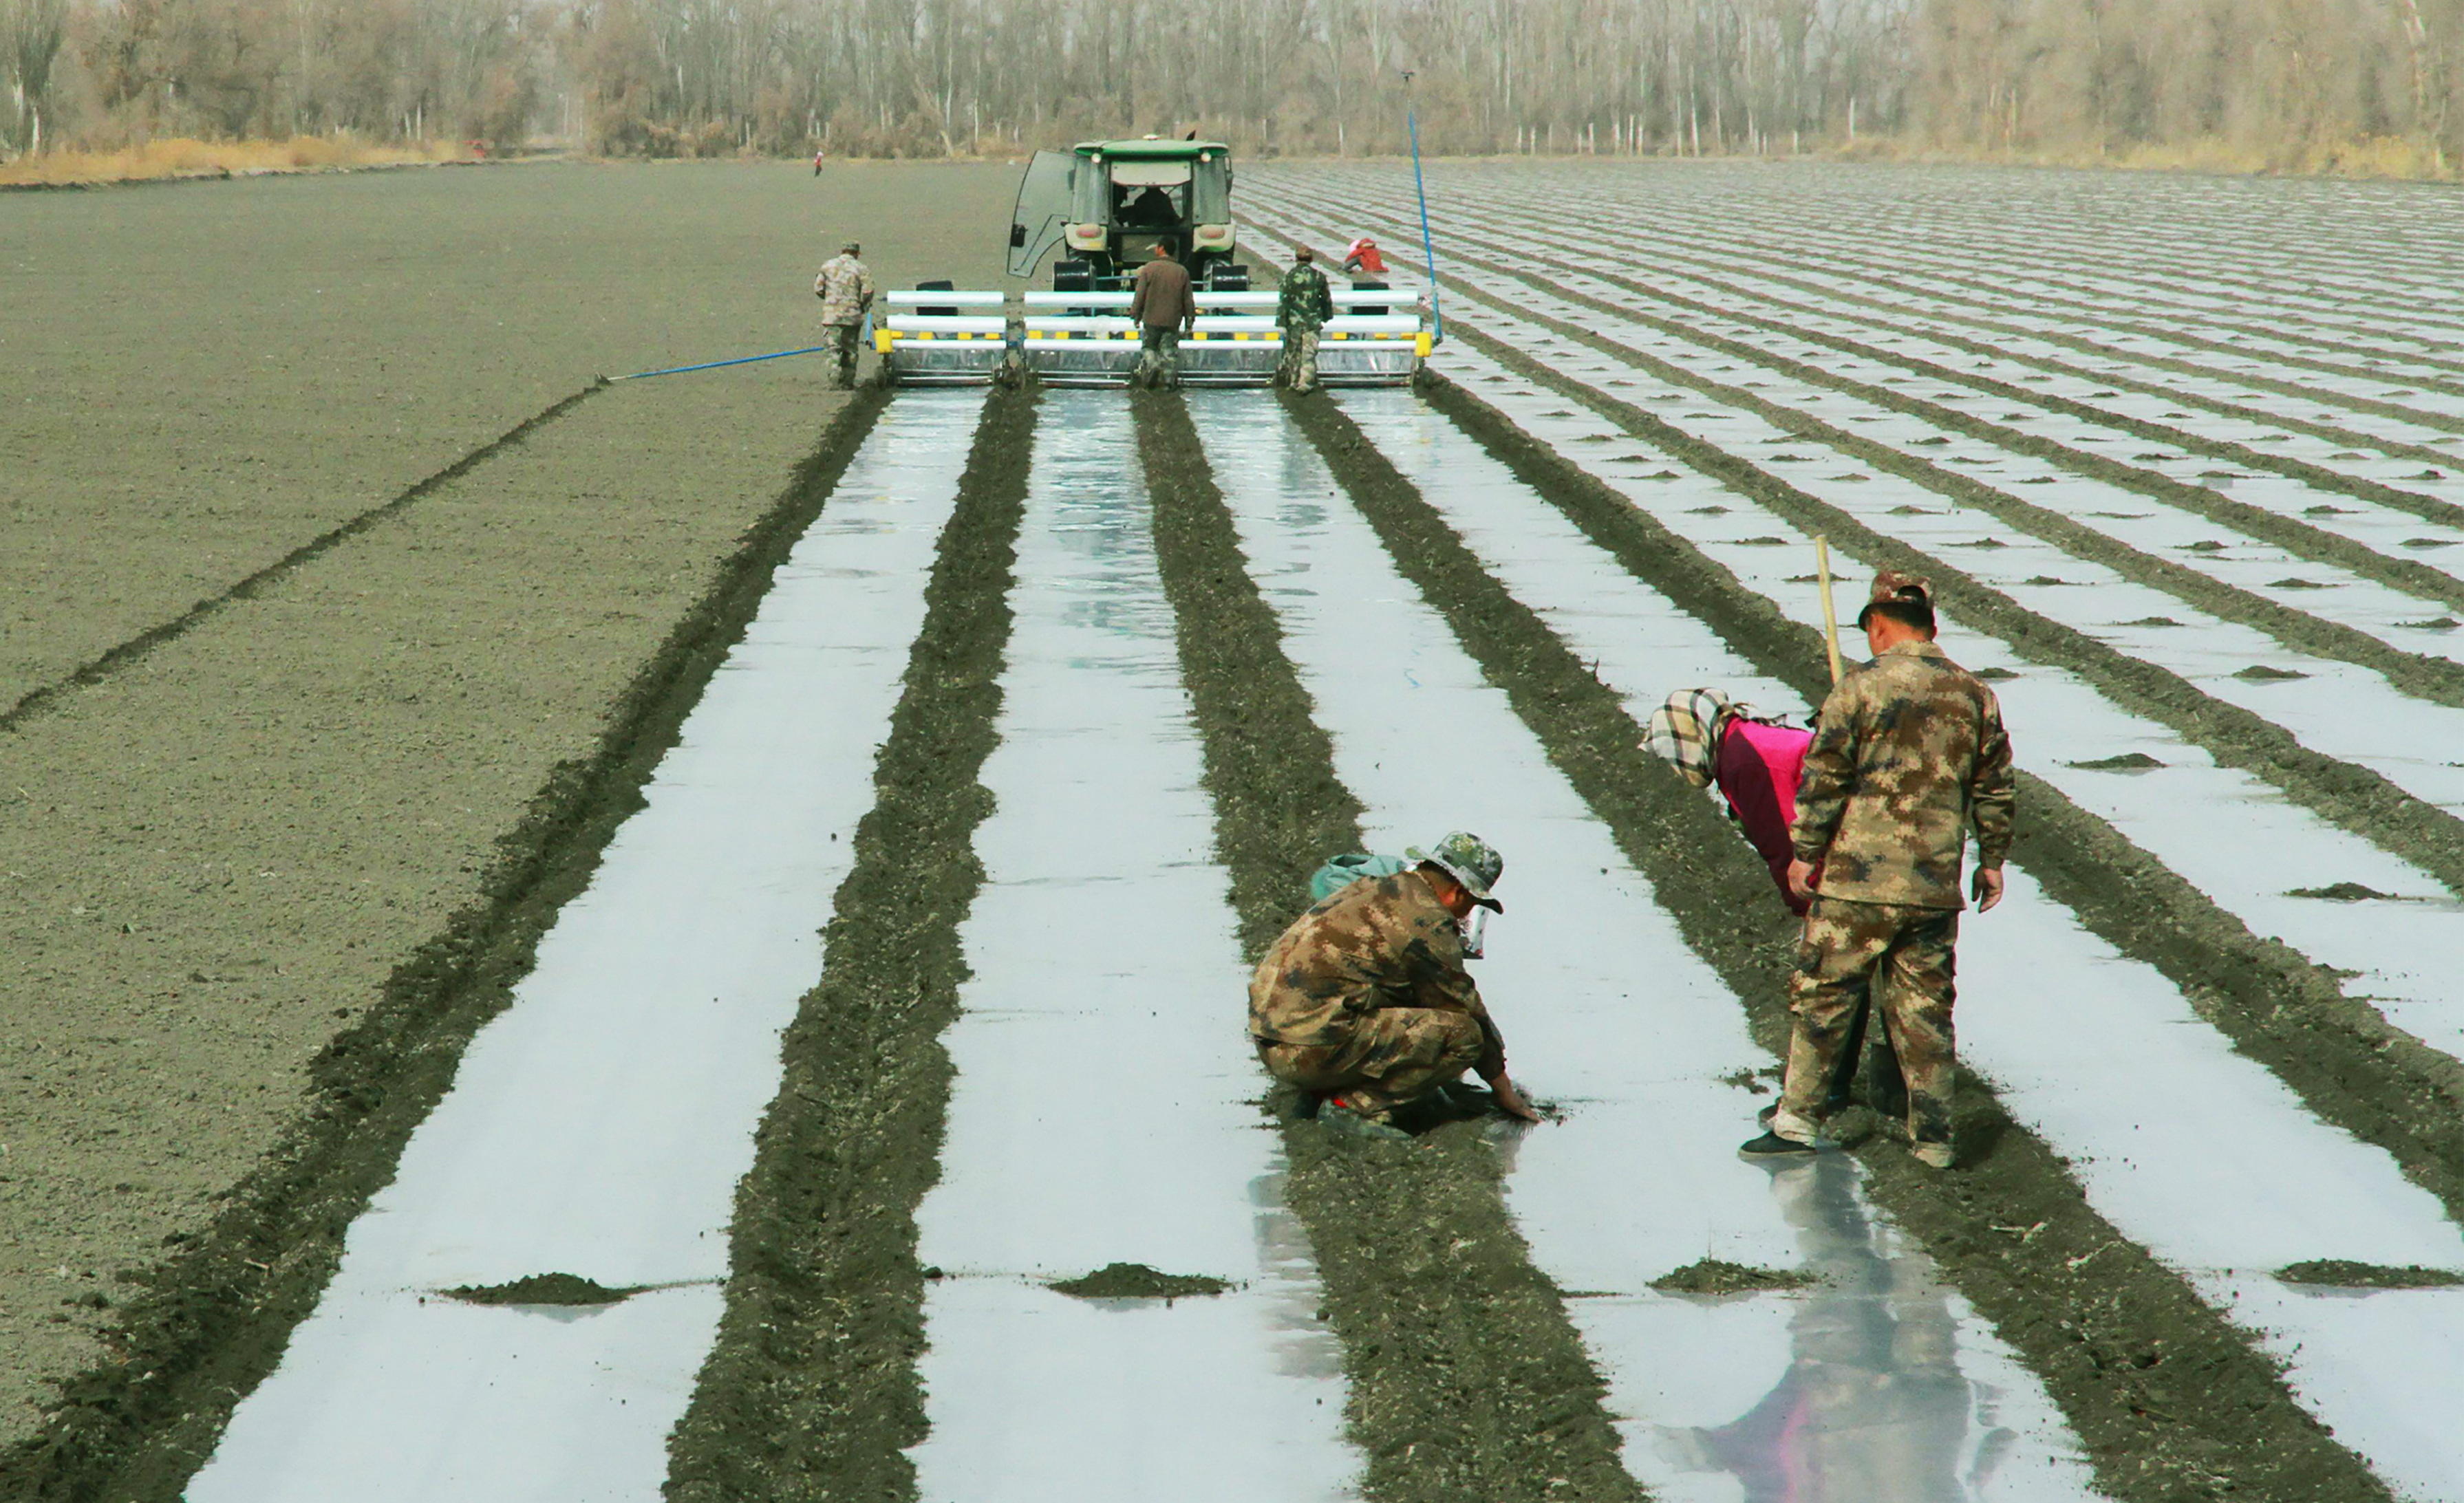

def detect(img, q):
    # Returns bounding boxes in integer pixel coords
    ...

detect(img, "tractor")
[873,136,1430,386]
[1007,137,1249,290]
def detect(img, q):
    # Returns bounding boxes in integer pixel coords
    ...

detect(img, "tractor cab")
[1009,138,1245,290]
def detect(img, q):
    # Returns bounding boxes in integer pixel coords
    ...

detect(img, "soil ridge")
[1136,391,1646,1503]
[661,387,1037,1503]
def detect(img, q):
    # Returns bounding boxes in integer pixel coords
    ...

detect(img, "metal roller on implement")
[1316,288,1433,387]
[876,290,1011,385]
[1021,291,1141,385]
[1181,292,1284,385]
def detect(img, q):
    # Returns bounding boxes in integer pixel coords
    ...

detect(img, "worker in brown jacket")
[1126,241,1197,389]
[1742,572,2014,1169]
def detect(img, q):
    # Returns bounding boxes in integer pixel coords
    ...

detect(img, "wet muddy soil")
[1135,392,1645,1503]
[1285,388,2394,1503]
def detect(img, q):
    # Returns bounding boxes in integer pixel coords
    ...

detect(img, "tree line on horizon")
[3,0,2457,172]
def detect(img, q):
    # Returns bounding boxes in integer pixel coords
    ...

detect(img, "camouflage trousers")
[1135,325,1183,388]
[1773,898,1958,1156]
[1255,1008,1483,1117]
[1283,327,1322,392]
[826,321,861,387]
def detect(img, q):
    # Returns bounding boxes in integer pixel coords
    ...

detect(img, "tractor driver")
[1126,183,1179,230]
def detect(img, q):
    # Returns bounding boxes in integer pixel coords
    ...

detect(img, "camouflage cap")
[840,240,860,254]
[1405,831,1506,913]
[1856,569,1936,627]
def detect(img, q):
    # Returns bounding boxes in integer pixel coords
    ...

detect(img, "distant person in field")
[1741,572,2013,1170]
[812,239,875,390]
[1127,241,1196,389]
[1342,237,1386,274]
[1276,245,1336,393]
[812,148,826,176]
[1250,832,1542,1140]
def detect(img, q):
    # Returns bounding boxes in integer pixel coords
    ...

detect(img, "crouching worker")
[1250,832,1542,1139]
[1742,572,2014,1169]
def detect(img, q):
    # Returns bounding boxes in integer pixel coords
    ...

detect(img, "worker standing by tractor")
[1276,245,1337,393]
[812,239,875,389]
[1127,241,1197,389]
[1741,572,2014,1170]
[1250,832,1543,1140]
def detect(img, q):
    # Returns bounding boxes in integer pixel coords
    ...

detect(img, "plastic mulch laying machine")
[875,136,1432,389]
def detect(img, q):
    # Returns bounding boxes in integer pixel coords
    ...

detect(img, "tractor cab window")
[1107,160,1192,228]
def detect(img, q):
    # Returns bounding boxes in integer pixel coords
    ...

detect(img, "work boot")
[1911,1139,1957,1169]
[1738,1130,1816,1159]
[1321,1098,1412,1143]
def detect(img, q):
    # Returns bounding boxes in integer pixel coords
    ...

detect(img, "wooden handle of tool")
[1815,536,1845,685]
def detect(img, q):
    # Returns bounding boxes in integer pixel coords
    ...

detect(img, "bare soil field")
[0,159,1016,709]
[0,160,1013,1458]
[14,156,2464,1503]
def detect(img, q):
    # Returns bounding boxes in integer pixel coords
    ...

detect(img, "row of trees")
[5,0,2460,167]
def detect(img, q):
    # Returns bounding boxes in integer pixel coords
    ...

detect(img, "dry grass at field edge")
[0,136,482,188]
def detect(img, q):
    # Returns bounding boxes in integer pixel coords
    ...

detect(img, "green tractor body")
[1009,138,1244,289]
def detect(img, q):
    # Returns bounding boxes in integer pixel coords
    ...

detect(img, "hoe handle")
[1815,536,1845,686]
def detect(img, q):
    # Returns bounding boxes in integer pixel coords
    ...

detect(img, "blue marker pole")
[1403,70,1443,343]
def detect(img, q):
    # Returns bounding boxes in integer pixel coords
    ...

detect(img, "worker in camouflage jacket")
[1743,571,2014,1169]
[1250,832,1541,1138]
[1276,245,1338,393]
[812,240,875,389]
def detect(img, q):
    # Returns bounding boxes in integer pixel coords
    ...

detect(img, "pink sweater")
[1717,719,1814,914]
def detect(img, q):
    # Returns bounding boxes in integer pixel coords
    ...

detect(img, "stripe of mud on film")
[0,389,896,1503]
[662,385,1038,1503]
[1276,387,2397,1503]
[1256,198,2464,711]
[1130,389,1648,1503]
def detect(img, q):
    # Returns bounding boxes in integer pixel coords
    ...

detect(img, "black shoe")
[1738,1130,1817,1158]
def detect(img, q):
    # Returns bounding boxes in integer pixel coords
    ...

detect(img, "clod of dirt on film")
[2233,664,2309,681]
[2303,504,2353,517]
[2022,575,2077,586]
[2181,539,2229,552]
[1685,505,1730,515]
[1973,667,2020,681]
[2120,616,2184,627]
[2401,539,2459,551]
[2275,1260,2464,1290]
[1048,1263,1235,1304]
[2066,753,2166,772]
[1715,1066,1780,1094]
[441,1273,648,1307]
[2269,578,2332,590]
[2397,616,2463,631]
[2284,883,2406,903]
[1649,1259,1818,1297]
[2413,469,2450,481]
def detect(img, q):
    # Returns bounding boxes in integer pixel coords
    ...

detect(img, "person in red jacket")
[1342,237,1387,274]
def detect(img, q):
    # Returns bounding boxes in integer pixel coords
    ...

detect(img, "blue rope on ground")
[611,344,834,381]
